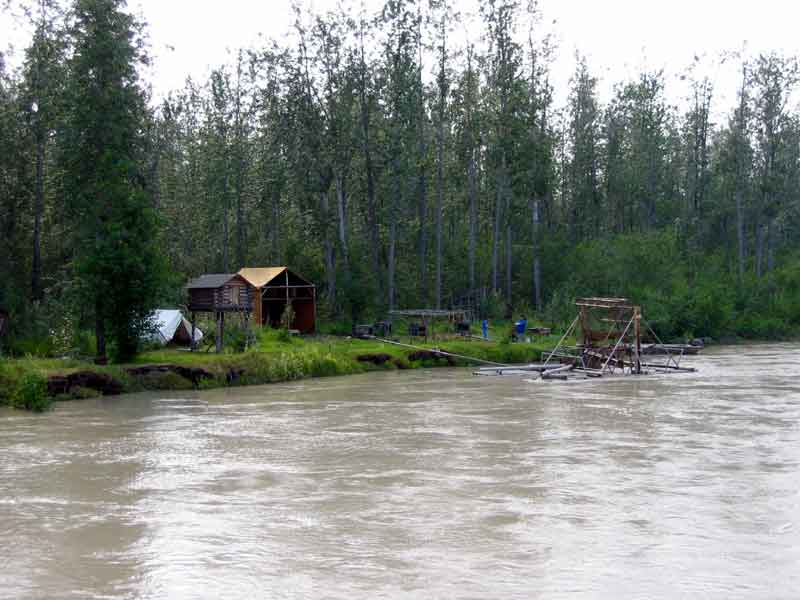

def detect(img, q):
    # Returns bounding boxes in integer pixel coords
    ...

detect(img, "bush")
[11,372,52,412]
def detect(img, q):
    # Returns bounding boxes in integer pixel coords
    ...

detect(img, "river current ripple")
[1,343,799,599]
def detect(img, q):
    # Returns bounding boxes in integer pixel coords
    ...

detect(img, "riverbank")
[0,331,559,412]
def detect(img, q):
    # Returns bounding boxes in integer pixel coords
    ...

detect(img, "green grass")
[0,327,559,410]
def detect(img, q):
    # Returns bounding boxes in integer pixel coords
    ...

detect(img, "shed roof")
[186,273,237,290]
[238,267,314,289]
[238,267,286,288]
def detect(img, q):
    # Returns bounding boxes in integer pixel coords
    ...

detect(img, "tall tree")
[566,54,600,242]
[750,52,799,277]
[21,0,65,301]
[60,0,164,360]
[431,0,451,309]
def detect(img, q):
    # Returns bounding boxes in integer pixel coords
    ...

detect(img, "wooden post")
[216,311,223,353]
[633,306,642,374]
[190,311,196,351]
[253,286,263,328]
[312,286,317,334]
[285,269,291,330]
[579,305,590,347]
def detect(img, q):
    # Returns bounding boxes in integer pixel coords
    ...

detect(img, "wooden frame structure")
[186,273,253,353]
[388,309,471,341]
[542,297,693,377]
[238,267,316,334]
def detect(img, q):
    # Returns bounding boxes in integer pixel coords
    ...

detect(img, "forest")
[2,0,800,360]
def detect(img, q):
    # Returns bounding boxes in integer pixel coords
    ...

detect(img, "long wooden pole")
[366,335,506,367]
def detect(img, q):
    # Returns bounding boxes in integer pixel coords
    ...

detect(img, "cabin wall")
[292,301,315,333]
[188,289,215,311]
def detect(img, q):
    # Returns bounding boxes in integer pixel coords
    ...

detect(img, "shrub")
[11,372,52,412]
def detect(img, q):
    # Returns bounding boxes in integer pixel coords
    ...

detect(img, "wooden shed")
[238,267,316,333]
[186,273,253,351]
[186,273,253,313]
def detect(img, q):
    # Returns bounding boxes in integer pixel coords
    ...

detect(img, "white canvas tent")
[145,309,203,346]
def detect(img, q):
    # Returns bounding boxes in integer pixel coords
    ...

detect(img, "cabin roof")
[238,267,286,288]
[238,267,313,288]
[185,273,238,290]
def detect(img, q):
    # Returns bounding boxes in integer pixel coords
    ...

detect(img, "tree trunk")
[365,157,380,295]
[271,187,280,263]
[755,221,765,279]
[32,127,45,301]
[388,201,397,312]
[491,155,507,293]
[358,32,382,304]
[388,157,401,312]
[95,313,106,359]
[736,187,745,282]
[766,219,774,273]
[321,191,336,304]
[531,197,542,311]
[235,174,244,269]
[435,114,444,309]
[336,174,349,271]
[435,22,446,310]
[505,220,513,315]
[417,166,428,305]
[222,204,230,273]
[467,150,477,291]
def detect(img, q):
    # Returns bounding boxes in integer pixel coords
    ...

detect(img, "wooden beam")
[216,312,223,353]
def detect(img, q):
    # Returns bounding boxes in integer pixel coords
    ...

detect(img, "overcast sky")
[3,0,800,114]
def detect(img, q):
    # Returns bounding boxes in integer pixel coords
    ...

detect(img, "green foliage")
[279,303,295,330]
[136,371,195,391]
[2,0,800,363]
[59,0,166,362]
[11,372,52,412]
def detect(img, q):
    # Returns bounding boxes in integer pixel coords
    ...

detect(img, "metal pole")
[601,316,634,373]
[645,321,680,368]
[633,306,641,374]
[543,314,580,367]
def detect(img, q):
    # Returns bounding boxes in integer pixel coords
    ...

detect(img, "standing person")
[515,315,528,342]
[481,318,489,340]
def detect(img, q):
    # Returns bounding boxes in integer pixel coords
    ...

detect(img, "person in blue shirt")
[481,319,489,340]
[514,315,528,342]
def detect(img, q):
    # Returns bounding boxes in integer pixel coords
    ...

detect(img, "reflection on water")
[1,344,799,599]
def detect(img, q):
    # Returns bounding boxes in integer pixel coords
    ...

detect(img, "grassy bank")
[0,328,559,412]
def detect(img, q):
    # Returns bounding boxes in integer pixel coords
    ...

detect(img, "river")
[1,343,799,599]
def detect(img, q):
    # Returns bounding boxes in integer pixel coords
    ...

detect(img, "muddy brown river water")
[1,344,799,599]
